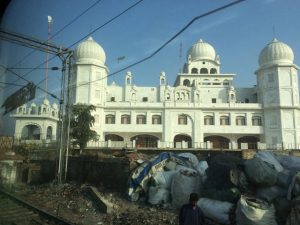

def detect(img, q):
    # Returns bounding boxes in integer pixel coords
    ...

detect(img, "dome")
[259,38,294,67]
[52,103,58,109]
[43,98,50,105]
[187,39,217,62]
[74,37,106,64]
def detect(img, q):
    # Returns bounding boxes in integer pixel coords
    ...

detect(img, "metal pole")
[57,56,67,184]
[64,53,73,181]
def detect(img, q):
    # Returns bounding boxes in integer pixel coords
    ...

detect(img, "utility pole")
[44,15,52,100]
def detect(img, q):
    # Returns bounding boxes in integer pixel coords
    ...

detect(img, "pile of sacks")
[127,151,300,225]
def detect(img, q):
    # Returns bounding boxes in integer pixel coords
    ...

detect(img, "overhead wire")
[7,0,104,70]
[0,64,60,100]
[1,0,145,93]
[76,0,246,88]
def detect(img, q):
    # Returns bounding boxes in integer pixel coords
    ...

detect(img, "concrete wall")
[67,156,130,192]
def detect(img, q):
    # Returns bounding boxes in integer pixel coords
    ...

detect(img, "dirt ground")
[13,183,179,225]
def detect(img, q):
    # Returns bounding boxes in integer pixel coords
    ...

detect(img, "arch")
[21,124,41,140]
[202,79,210,85]
[220,115,230,125]
[46,126,53,140]
[223,79,229,86]
[152,115,161,124]
[136,114,146,124]
[210,68,217,74]
[191,68,198,74]
[105,114,115,124]
[105,134,124,141]
[200,68,208,74]
[173,134,192,148]
[204,115,214,125]
[252,116,262,126]
[204,135,230,149]
[183,79,191,87]
[131,134,158,148]
[178,114,187,125]
[238,136,259,149]
[121,114,131,124]
[236,116,246,126]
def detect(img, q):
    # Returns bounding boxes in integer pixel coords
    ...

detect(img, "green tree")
[70,103,99,151]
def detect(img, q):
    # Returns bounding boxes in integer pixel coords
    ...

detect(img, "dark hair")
[189,193,198,202]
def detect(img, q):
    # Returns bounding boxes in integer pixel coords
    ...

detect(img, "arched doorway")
[238,136,259,149]
[21,124,41,140]
[130,135,158,148]
[173,134,192,148]
[204,135,230,149]
[46,126,53,140]
[105,134,124,141]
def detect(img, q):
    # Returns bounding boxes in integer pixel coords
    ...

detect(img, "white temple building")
[12,99,59,143]
[70,36,300,150]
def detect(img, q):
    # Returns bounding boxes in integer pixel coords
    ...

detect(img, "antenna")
[45,15,52,100]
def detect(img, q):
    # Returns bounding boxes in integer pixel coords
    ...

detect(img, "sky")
[0,0,300,135]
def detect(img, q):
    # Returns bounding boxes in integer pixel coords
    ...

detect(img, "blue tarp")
[127,152,191,201]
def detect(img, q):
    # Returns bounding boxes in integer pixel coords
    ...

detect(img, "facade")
[12,98,59,143]
[70,37,300,150]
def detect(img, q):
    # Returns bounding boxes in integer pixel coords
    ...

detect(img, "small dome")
[74,37,106,65]
[187,39,218,62]
[43,98,50,105]
[52,103,58,109]
[259,38,294,67]
[31,103,36,107]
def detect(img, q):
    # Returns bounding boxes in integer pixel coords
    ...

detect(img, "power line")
[0,81,24,87]
[2,0,145,93]
[77,0,246,88]
[0,65,60,100]
[8,0,104,70]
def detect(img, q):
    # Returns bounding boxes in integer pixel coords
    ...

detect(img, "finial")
[87,36,94,41]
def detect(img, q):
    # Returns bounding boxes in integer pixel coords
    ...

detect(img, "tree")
[70,103,99,151]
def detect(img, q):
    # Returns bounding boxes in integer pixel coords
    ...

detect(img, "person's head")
[189,193,199,206]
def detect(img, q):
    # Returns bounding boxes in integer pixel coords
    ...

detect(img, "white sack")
[148,186,170,205]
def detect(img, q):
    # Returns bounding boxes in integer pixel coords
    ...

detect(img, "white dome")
[74,37,106,65]
[259,38,294,67]
[187,39,217,62]
[43,98,50,105]
[52,103,58,109]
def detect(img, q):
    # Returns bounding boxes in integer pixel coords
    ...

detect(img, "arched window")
[202,79,210,85]
[213,79,220,85]
[236,116,246,126]
[204,115,214,125]
[200,68,208,74]
[166,93,170,100]
[121,114,131,124]
[223,79,229,86]
[210,68,217,74]
[46,126,52,140]
[136,115,146,124]
[220,116,230,125]
[105,114,115,124]
[183,79,191,87]
[191,68,198,74]
[152,115,161,124]
[178,115,187,125]
[252,116,262,126]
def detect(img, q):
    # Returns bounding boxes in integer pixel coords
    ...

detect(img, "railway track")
[0,189,74,225]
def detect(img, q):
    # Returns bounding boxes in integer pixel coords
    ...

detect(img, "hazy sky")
[0,0,300,134]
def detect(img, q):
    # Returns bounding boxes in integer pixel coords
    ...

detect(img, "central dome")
[74,37,106,65]
[187,39,217,62]
[259,38,294,68]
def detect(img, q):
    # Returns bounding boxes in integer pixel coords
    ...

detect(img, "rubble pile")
[128,151,300,225]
